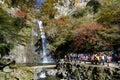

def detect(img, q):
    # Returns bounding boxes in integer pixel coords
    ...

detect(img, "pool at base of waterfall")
[39,76,60,80]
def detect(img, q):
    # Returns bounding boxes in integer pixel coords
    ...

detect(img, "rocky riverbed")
[0,63,120,80]
[55,62,120,80]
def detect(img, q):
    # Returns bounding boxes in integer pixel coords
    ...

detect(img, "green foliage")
[97,0,120,50]
[97,2,120,26]
[0,33,14,57]
[4,0,35,14]
[38,0,120,56]
[0,8,14,57]
[86,0,101,13]
[40,0,58,19]
[0,8,30,57]
[39,17,75,57]
[14,17,26,28]
[71,7,93,18]
[98,27,120,47]
[9,0,35,7]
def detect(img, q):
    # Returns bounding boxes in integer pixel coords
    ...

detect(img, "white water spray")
[39,70,46,79]
[37,20,54,63]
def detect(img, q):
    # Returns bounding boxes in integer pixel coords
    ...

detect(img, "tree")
[41,16,74,57]
[0,8,16,57]
[0,8,30,57]
[71,7,93,18]
[10,0,35,7]
[71,22,105,52]
[40,0,58,19]
[97,1,120,26]
[97,0,120,51]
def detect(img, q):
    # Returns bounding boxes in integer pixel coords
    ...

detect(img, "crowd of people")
[63,52,120,66]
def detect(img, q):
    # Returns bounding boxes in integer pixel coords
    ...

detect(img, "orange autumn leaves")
[72,22,104,50]
[73,22,103,35]
[15,10,26,17]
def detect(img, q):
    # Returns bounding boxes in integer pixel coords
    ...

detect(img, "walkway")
[80,62,120,68]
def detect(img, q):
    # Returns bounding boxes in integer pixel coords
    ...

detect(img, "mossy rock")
[9,67,34,80]
[0,72,5,80]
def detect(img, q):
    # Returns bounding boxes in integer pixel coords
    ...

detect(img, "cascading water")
[37,20,54,63]
[39,69,46,79]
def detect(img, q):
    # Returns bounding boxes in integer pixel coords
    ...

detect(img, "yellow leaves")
[97,0,120,26]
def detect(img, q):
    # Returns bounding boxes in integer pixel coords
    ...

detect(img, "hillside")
[0,0,120,63]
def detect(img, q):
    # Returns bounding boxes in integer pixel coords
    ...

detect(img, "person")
[114,53,118,63]
[106,55,110,67]
[94,54,99,65]
[81,55,85,63]
[85,55,89,64]
[110,55,112,62]
[96,54,100,64]
[101,54,105,65]
[118,53,120,66]
[64,55,67,62]
[78,54,82,63]
[90,55,94,64]
[67,54,71,62]
[98,54,102,64]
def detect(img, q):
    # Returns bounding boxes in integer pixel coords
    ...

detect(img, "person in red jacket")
[90,55,94,64]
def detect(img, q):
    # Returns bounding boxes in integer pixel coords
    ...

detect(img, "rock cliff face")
[10,26,40,63]
[55,0,90,18]
[0,2,41,63]
[61,0,90,8]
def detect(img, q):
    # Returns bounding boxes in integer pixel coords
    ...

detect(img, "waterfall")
[37,20,54,63]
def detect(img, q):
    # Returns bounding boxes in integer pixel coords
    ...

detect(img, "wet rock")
[55,62,120,80]
[3,66,13,73]
[47,69,57,76]
[56,69,65,79]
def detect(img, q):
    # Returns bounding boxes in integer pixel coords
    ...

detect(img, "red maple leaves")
[72,22,103,51]
[15,10,26,17]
